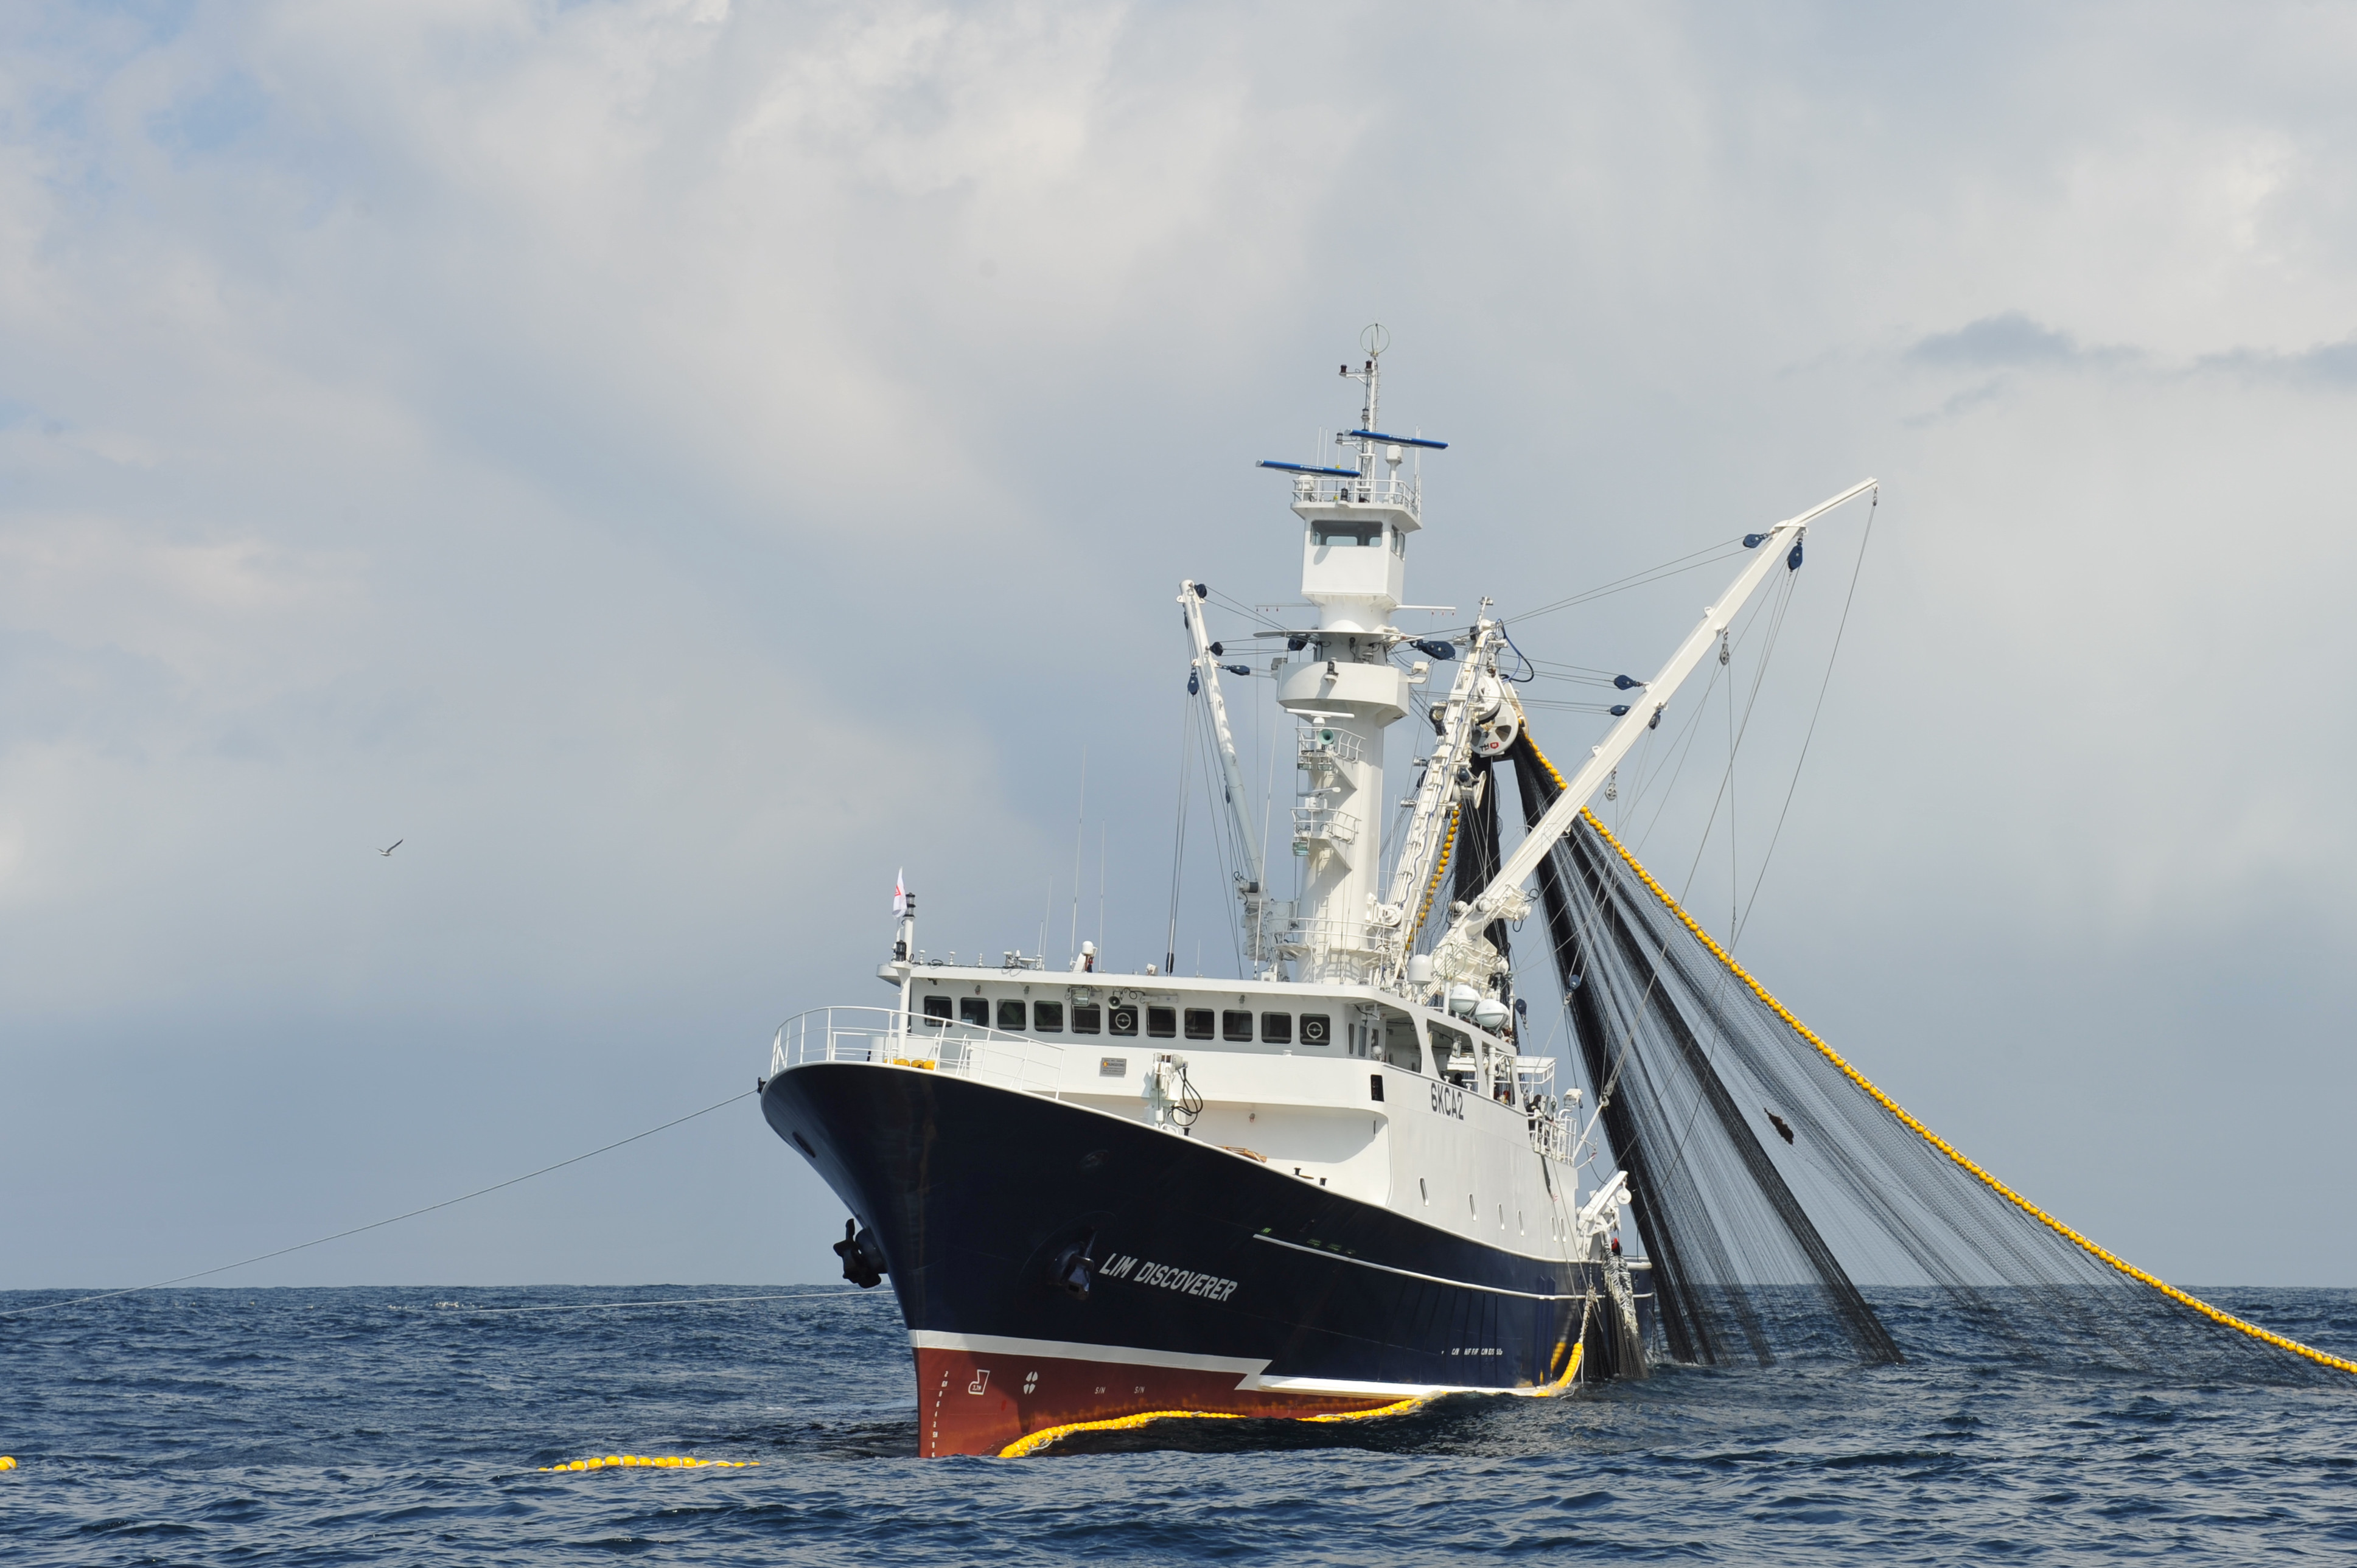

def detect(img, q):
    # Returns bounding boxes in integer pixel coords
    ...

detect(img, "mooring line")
[1,1089,756,1319]
[446,1289,882,1315]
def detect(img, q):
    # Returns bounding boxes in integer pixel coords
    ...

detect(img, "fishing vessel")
[760,337,1871,1457]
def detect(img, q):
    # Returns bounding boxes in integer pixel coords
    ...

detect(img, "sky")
[4,0,2355,1291]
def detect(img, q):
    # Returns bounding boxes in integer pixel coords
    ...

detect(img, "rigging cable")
[1647,579,1803,1177]
[0,1090,756,1319]
[1187,669,1249,978]
[1674,569,1798,911]
[442,1289,885,1316]
[1735,487,1877,949]
[1162,677,1195,975]
[1502,538,1748,627]
[1628,658,1726,856]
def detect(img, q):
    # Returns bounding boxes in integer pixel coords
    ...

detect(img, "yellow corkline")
[999,1409,1245,1457]
[1002,1337,1591,1456]
[1303,1395,1425,1424]
[537,1454,758,1471]
[1410,804,1461,946]
[1523,731,2357,1378]
[1537,1336,1585,1396]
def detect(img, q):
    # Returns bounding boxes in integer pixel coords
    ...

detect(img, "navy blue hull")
[764,1062,1604,1454]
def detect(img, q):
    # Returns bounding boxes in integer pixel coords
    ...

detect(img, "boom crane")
[1181,581,1287,978]
[1375,616,1506,975]
[1428,479,1879,989]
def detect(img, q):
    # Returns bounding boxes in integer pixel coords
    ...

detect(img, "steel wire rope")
[1501,538,1750,627]
[1161,681,1195,974]
[0,1090,756,1319]
[1256,664,1278,970]
[1735,489,1877,950]
[1207,587,1287,633]
[444,1289,887,1316]
[1672,571,1797,910]
[1185,681,1249,979]
[1649,577,1801,1184]
[1627,662,1725,855]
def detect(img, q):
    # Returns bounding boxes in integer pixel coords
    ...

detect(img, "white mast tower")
[1257,325,1444,986]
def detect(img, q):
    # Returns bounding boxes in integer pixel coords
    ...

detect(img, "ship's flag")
[893,869,907,918]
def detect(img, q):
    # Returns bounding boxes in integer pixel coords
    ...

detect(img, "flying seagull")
[379,840,403,857]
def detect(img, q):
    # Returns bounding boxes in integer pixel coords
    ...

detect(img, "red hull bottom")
[915,1346,1409,1457]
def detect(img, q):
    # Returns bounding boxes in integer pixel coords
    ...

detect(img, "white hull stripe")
[1252,1374,1557,1399]
[1251,1233,1589,1300]
[906,1330,1554,1399]
[908,1330,1268,1378]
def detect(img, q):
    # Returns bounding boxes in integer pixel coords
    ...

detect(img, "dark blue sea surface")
[4,1284,2355,1564]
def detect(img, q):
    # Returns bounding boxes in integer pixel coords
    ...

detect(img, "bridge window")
[1260,1012,1292,1045]
[1222,1010,1254,1042]
[1312,520,1383,548]
[960,996,989,1026]
[1301,1013,1335,1046]
[1184,1008,1215,1040]
[1033,1002,1064,1033]
[997,999,1025,1031]
[1072,1005,1102,1034]
[1110,1004,1140,1036]
[921,995,952,1026]
[1147,1007,1176,1038]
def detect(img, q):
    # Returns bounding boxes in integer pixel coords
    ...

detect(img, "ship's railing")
[1292,803,1363,846]
[1275,916,1402,965]
[1297,725,1364,765]
[1285,473,1422,516]
[1528,1103,1571,1162]
[769,1007,1066,1099]
[1514,1057,1570,1160]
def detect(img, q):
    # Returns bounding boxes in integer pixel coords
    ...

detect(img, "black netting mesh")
[1505,731,2350,1384]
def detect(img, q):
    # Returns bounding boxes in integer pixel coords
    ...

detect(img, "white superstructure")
[819,330,1874,1281]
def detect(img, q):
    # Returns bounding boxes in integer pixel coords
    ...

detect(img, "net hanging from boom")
[1484,730,2353,1384]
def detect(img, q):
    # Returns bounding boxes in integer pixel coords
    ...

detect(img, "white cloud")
[6,0,2357,1286]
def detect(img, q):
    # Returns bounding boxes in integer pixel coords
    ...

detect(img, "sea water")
[4,1285,2354,1563]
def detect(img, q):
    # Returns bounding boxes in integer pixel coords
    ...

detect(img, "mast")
[1254,325,1447,986]
[1181,581,1282,977]
[1429,479,1878,988]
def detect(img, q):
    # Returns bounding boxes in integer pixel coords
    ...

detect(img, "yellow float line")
[999,1409,1245,1457]
[1409,805,1462,946]
[537,1454,759,1471]
[1301,1396,1425,1424]
[1003,1342,1588,1456]
[1523,734,2357,1379]
[1534,1305,1590,1396]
